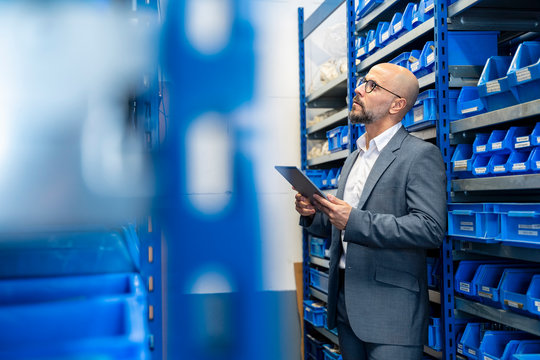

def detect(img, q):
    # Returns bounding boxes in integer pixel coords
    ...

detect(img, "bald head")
[368,63,419,115]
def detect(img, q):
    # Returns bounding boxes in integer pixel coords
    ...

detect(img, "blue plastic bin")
[409,49,425,77]
[494,203,540,246]
[508,150,533,174]
[421,41,436,75]
[532,123,540,146]
[458,86,487,117]
[412,0,434,27]
[378,21,392,47]
[0,297,147,359]
[475,264,531,308]
[310,237,327,259]
[324,308,339,336]
[448,31,499,67]
[488,130,511,153]
[514,127,534,150]
[322,344,342,360]
[526,275,540,316]
[327,126,349,152]
[507,41,540,104]
[479,331,534,360]
[450,89,464,121]
[408,89,437,131]
[478,56,518,112]
[428,317,442,351]
[531,148,540,172]
[330,167,341,188]
[390,3,416,39]
[514,340,540,358]
[310,267,329,293]
[365,29,377,56]
[455,260,487,299]
[452,143,475,176]
[448,203,499,241]
[472,154,492,176]
[390,51,414,69]
[473,133,491,155]
[323,168,336,189]
[356,0,384,20]
[306,169,326,188]
[0,273,144,306]
[372,22,388,52]
[306,334,326,360]
[356,36,368,61]
[489,153,510,176]
[304,300,326,327]
[500,268,540,313]
[461,323,489,360]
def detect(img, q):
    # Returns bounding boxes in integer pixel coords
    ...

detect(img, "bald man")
[295,63,446,360]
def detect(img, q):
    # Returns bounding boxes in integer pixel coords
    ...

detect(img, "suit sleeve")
[299,211,332,238]
[343,144,446,249]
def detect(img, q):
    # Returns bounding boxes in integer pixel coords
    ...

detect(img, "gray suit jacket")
[301,126,446,346]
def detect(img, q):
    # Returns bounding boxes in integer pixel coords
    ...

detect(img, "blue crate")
[327,126,349,152]
[494,203,540,246]
[306,334,325,360]
[351,123,365,143]
[489,153,511,176]
[507,41,540,104]
[320,169,332,189]
[329,167,341,188]
[479,331,534,360]
[306,169,326,189]
[0,273,144,306]
[356,36,368,61]
[475,264,531,308]
[455,319,470,357]
[473,133,491,155]
[508,150,533,174]
[472,154,492,176]
[0,297,147,359]
[532,123,540,146]
[455,260,485,299]
[461,323,489,360]
[409,49,425,77]
[514,126,534,150]
[450,89,463,121]
[493,127,530,153]
[407,89,437,131]
[310,237,327,259]
[452,143,475,177]
[458,86,487,117]
[378,21,393,47]
[390,3,417,38]
[526,275,540,316]
[390,51,414,69]
[421,41,436,75]
[371,21,388,53]
[322,344,342,360]
[412,0,434,27]
[310,267,329,293]
[304,300,326,327]
[365,29,377,56]
[514,340,540,358]
[428,317,442,351]
[478,56,518,112]
[500,268,540,313]
[448,203,499,241]
[356,0,384,20]
[448,31,499,67]
[531,148,540,172]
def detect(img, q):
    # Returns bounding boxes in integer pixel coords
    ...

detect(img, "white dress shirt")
[339,122,403,269]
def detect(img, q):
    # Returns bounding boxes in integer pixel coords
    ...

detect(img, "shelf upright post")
[346,0,355,151]
[434,0,455,359]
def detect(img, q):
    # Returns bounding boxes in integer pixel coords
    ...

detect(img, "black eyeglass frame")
[356,77,403,99]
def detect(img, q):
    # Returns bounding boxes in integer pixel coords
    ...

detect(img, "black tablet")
[275,166,328,201]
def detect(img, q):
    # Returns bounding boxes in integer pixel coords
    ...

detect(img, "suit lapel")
[336,150,359,199]
[356,126,408,209]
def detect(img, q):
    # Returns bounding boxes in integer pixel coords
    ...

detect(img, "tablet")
[275,166,327,201]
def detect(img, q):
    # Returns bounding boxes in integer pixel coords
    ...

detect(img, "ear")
[388,98,407,115]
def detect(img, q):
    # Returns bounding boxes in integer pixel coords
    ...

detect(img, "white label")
[476,145,487,153]
[427,53,435,64]
[425,3,434,12]
[343,135,348,144]
[368,40,375,52]
[537,161,540,168]
[358,47,366,56]
[482,286,490,292]
[537,136,540,143]
[479,291,493,299]
[461,221,474,226]
[492,142,502,150]
[515,141,531,148]
[469,349,477,356]
[519,224,540,229]
[494,165,505,172]
[331,179,337,185]
[513,163,526,170]
[460,282,470,292]
[462,106,478,114]
[411,62,420,71]
[507,300,522,309]
[475,167,487,174]
[518,229,538,236]
[486,80,501,93]
[485,356,494,360]
[393,23,402,33]
[535,301,540,307]
[454,160,468,171]
[381,31,389,42]
[517,68,532,83]
[460,226,474,231]
[322,179,328,185]
[537,305,540,312]
[517,136,530,142]
[414,106,423,122]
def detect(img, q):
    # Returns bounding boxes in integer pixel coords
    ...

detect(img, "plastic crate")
[479,331,534,360]
[330,167,341,188]
[507,41,540,103]
[390,51,414,69]
[514,126,534,150]
[390,3,416,39]
[508,150,533,174]
[473,133,491,155]
[0,297,147,359]
[304,300,326,327]
[493,127,530,153]
[321,168,334,189]
[306,170,326,189]
[526,275,540,316]
[412,0,434,27]
[428,317,442,351]
[489,153,510,176]
[450,89,463,121]
[365,29,377,55]
[309,237,327,259]
[532,123,540,146]
[448,31,499,67]
[448,203,499,241]
[310,267,329,293]
[322,344,342,360]
[461,323,489,360]
[455,260,487,299]
[494,203,540,246]
[378,21,392,47]
[327,126,349,152]
[356,36,368,61]
[372,22,388,53]
[421,41,436,75]
[356,0,384,20]
[0,273,144,306]
[458,86,487,117]
[514,340,540,357]
[456,319,470,357]
[472,154,492,176]
[451,143,475,176]
[478,56,518,112]
[500,268,540,313]
[409,49,426,78]
[306,334,325,360]
[475,264,531,308]
[407,89,437,131]
[531,148,540,173]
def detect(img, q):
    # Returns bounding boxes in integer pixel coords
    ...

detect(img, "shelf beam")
[310,256,329,269]
[307,108,348,134]
[456,240,540,263]
[424,346,443,359]
[306,73,348,108]
[452,174,540,192]
[310,286,328,303]
[429,289,442,304]
[307,150,348,166]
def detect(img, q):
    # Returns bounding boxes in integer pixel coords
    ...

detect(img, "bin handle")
[452,210,474,215]
[508,211,538,217]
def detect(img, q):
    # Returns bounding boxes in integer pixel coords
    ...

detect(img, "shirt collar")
[356,122,402,153]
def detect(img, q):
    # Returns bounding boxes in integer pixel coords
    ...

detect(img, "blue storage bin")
[455,319,470,357]
[327,126,349,152]
[0,297,147,359]
[507,41,540,104]
[409,49,425,77]
[322,344,342,360]
[448,31,499,67]
[378,21,393,47]
[408,89,437,131]
[306,169,326,188]
[390,51,414,69]
[304,300,326,327]
[458,86,487,117]
[421,41,436,75]
[479,331,534,360]
[478,56,518,112]
[461,323,489,360]
[500,268,540,313]
[473,133,491,155]
[494,203,540,246]
[532,123,540,146]
[351,123,366,142]
[531,148,540,172]
[310,267,329,293]
[322,168,336,189]
[428,317,442,351]
[475,264,531,308]
[508,150,533,174]
[356,36,368,61]
[356,0,384,20]
[450,89,463,121]
[489,153,510,176]
[514,340,540,358]
[472,154,492,176]
[330,167,341,188]
[310,237,327,259]
[455,260,486,299]
[372,22,388,52]
[0,273,144,306]
[390,3,416,38]
[323,308,339,336]
[306,334,326,360]
[413,0,434,27]
[365,29,377,55]
[451,143,475,176]
[514,126,534,150]
[448,203,499,241]
[526,275,540,316]
[488,130,511,153]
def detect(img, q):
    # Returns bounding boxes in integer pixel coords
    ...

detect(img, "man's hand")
[313,194,352,230]
[294,186,316,217]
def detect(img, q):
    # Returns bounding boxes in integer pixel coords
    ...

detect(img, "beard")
[349,98,374,124]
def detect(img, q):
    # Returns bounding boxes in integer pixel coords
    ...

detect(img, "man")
[295,63,446,359]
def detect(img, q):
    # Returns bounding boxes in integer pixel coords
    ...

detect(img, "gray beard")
[349,106,374,124]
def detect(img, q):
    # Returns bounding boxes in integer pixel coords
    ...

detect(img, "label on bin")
[468,349,476,356]
[519,224,540,229]
[476,145,487,153]
[493,165,505,172]
[393,23,402,33]
[537,136,540,143]
[537,161,540,168]
[486,80,501,93]
[535,300,540,307]
[516,68,532,83]
[479,291,493,299]
[518,229,538,236]
[513,163,526,170]
[517,136,530,143]
[460,225,474,231]
[411,62,420,72]
[459,282,470,292]
[343,135,348,144]
[475,167,487,174]
[481,286,491,292]
[427,53,435,64]
[485,356,495,360]
[381,31,389,42]
[505,300,523,309]
[454,160,468,171]
[414,107,423,122]
[368,41,376,52]
[492,142,502,150]
[515,141,530,148]
[462,106,478,114]
[358,47,366,56]
[425,3,434,12]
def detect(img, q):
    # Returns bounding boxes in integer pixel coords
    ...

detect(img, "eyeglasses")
[356,77,403,99]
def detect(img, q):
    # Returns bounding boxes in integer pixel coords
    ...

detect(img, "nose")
[355,82,364,97]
